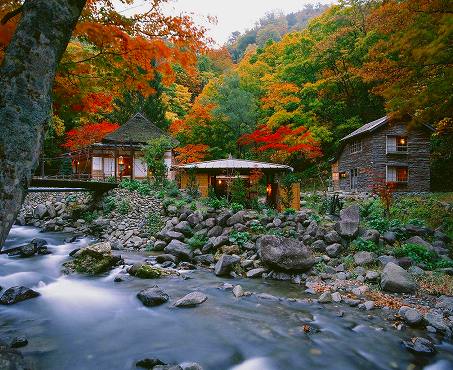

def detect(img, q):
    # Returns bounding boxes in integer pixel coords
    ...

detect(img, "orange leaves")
[81,93,113,113]
[261,82,300,111]
[174,144,209,164]
[63,121,119,151]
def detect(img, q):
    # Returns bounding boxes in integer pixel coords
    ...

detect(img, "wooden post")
[114,149,118,182]
[101,155,104,180]
[131,149,135,180]
[40,157,45,177]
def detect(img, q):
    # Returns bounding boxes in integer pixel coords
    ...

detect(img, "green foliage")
[351,238,383,255]
[392,243,452,270]
[205,195,229,210]
[103,196,116,214]
[229,231,250,247]
[187,233,208,250]
[81,210,98,223]
[186,169,200,199]
[230,176,248,206]
[231,202,244,213]
[117,199,130,215]
[313,261,327,274]
[119,179,153,196]
[147,212,164,236]
[284,208,296,215]
[144,137,174,184]
[249,220,265,234]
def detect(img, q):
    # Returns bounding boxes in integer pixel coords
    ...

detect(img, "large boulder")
[258,235,315,272]
[137,286,169,307]
[128,263,162,279]
[214,254,240,276]
[173,291,207,307]
[353,251,376,266]
[226,211,246,227]
[63,241,123,275]
[34,204,47,219]
[380,262,417,293]
[164,240,193,261]
[0,286,40,305]
[336,205,360,238]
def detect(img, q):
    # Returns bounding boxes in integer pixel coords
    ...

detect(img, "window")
[387,136,407,153]
[349,141,362,154]
[387,166,408,183]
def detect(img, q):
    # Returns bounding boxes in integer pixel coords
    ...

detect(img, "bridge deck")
[30,178,117,192]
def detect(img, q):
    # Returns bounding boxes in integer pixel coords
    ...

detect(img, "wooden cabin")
[175,157,300,210]
[331,116,434,192]
[83,113,177,181]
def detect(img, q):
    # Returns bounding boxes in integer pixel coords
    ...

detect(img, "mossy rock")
[63,250,122,275]
[128,263,162,279]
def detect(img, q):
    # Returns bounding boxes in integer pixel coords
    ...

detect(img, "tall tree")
[0,0,86,247]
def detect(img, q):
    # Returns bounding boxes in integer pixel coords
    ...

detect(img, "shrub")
[206,196,229,210]
[103,196,116,214]
[165,181,181,198]
[117,199,130,215]
[81,210,98,223]
[249,220,265,234]
[393,243,453,270]
[230,176,248,206]
[231,202,244,213]
[119,179,153,196]
[229,231,250,247]
[284,208,296,215]
[147,212,164,236]
[187,234,208,250]
[351,238,384,255]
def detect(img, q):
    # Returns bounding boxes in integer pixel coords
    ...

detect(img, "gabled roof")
[176,158,293,171]
[102,112,178,146]
[340,116,388,142]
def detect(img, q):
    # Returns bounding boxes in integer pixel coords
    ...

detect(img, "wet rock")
[193,254,214,266]
[336,205,360,238]
[258,235,315,272]
[381,262,416,293]
[246,268,267,278]
[0,348,29,369]
[136,357,166,369]
[353,251,376,266]
[424,311,450,332]
[31,238,47,248]
[256,293,280,301]
[399,307,423,326]
[156,254,177,264]
[173,292,207,307]
[129,263,162,279]
[164,240,193,261]
[214,255,240,276]
[10,336,28,348]
[17,243,37,258]
[331,292,342,302]
[435,296,453,315]
[359,301,375,311]
[179,362,203,370]
[403,337,436,355]
[232,285,244,298]
[318,292,332,303]
[63,242,122,275]
[0,286,40,305]
[137,286,169,307]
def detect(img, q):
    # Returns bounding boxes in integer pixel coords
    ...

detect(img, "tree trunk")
[0,0,86,247]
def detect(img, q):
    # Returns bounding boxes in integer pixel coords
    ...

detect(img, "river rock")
[193,254,214,266]
[336,205,360,238]
[435,296,453,315]
[258,235,315,272]
[34,204,48,219]
[383,231,397,245]
[232,285,244,298]
[173,291,207,307]
[424,311,450,332]
[380,262,416,293]
[129,263,162,279]
[318,292,332,303]
[214,255,240,276]
[0,348,29,370]
[246,268,267,278]
[10,336,28,348]
[353,251,376,266]
[403,337,436,355]
[136,358,166,369]
[179,362,203,370]
[326,243,341,258]
[0,286,40,305]
[362,229,380,243]
[207,225,223,238]
[399,307,423,326]
[226,211,246,226]
[156,254,177,264]
[137,286,169,307]
[164,240,193,261]
[174,221,193,236]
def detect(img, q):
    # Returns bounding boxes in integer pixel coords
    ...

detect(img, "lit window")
[349,141,362,154]
[387,166,408,183]
[387,136,407,153]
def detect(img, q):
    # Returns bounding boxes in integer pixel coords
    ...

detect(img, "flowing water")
[1,226,453,370]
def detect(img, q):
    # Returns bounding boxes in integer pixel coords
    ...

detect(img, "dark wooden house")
[331,116,434,192]
[75,113,177,181]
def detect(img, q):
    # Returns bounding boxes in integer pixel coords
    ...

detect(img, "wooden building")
[331,116,434,192]
[86,113,177,181]
[175,157,300,210]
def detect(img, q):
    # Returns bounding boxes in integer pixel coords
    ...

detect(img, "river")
[1,226,452,370]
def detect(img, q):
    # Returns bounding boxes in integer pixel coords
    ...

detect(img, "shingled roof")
[340,116,388,142]
[102,112,178,146]
[176,158,293,172]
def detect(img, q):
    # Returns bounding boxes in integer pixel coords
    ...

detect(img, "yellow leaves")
[51,115,65,137]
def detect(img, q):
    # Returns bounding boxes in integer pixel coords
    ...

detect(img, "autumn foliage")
[62,122,119,151]
[239,125,322,162]
[175,144,210,164]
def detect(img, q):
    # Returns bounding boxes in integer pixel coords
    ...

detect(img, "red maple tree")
[63,121,119,151]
